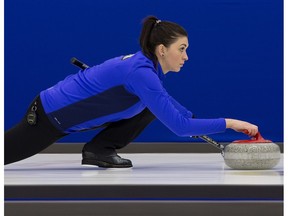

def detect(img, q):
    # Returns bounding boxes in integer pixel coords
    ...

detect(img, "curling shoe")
[82,151,133,168]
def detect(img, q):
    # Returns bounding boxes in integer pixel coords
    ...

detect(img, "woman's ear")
[156,44,166,57]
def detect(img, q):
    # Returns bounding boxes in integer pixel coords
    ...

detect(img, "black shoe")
[82,151,133,168]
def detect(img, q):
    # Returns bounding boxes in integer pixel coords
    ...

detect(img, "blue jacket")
[40,51,226,135]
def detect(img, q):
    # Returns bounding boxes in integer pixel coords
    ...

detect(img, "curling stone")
[224,132,281,170]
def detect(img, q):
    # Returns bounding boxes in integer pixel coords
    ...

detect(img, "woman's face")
[159,36,189,73]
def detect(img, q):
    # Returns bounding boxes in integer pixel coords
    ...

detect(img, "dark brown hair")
[139,16,188,66]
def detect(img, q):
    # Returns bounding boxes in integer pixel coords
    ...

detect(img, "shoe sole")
[82,159,133,168]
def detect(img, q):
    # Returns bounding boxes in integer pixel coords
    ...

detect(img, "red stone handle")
[252,132,266,141]
[252,132,265,141]
[233,131,271,143]
[243,130,266,141]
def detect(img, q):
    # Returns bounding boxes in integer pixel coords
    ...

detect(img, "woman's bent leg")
[82,108,155,168]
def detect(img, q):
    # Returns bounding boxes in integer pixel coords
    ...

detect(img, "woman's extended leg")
[5,97,66,165]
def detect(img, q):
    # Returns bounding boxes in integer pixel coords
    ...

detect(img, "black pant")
[5,97,156,165]
[82,108,156,154]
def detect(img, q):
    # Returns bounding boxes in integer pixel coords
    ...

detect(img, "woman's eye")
[180,47,185,52]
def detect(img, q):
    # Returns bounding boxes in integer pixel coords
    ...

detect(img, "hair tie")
[154,19,161,28]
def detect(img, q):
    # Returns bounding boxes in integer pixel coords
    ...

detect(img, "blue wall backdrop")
[5,0,283,142]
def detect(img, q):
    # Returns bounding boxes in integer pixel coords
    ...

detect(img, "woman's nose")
[183,52,188,61]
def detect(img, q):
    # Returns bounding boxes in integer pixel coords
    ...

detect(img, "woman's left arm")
[126,69,226,137]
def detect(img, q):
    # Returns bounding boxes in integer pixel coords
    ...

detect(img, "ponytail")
[139,16,188,66]
[139,16,158,64]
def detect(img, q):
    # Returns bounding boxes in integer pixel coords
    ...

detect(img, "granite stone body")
[224,142,280,170]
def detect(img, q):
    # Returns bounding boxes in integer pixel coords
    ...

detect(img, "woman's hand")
[225,119,258,136]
